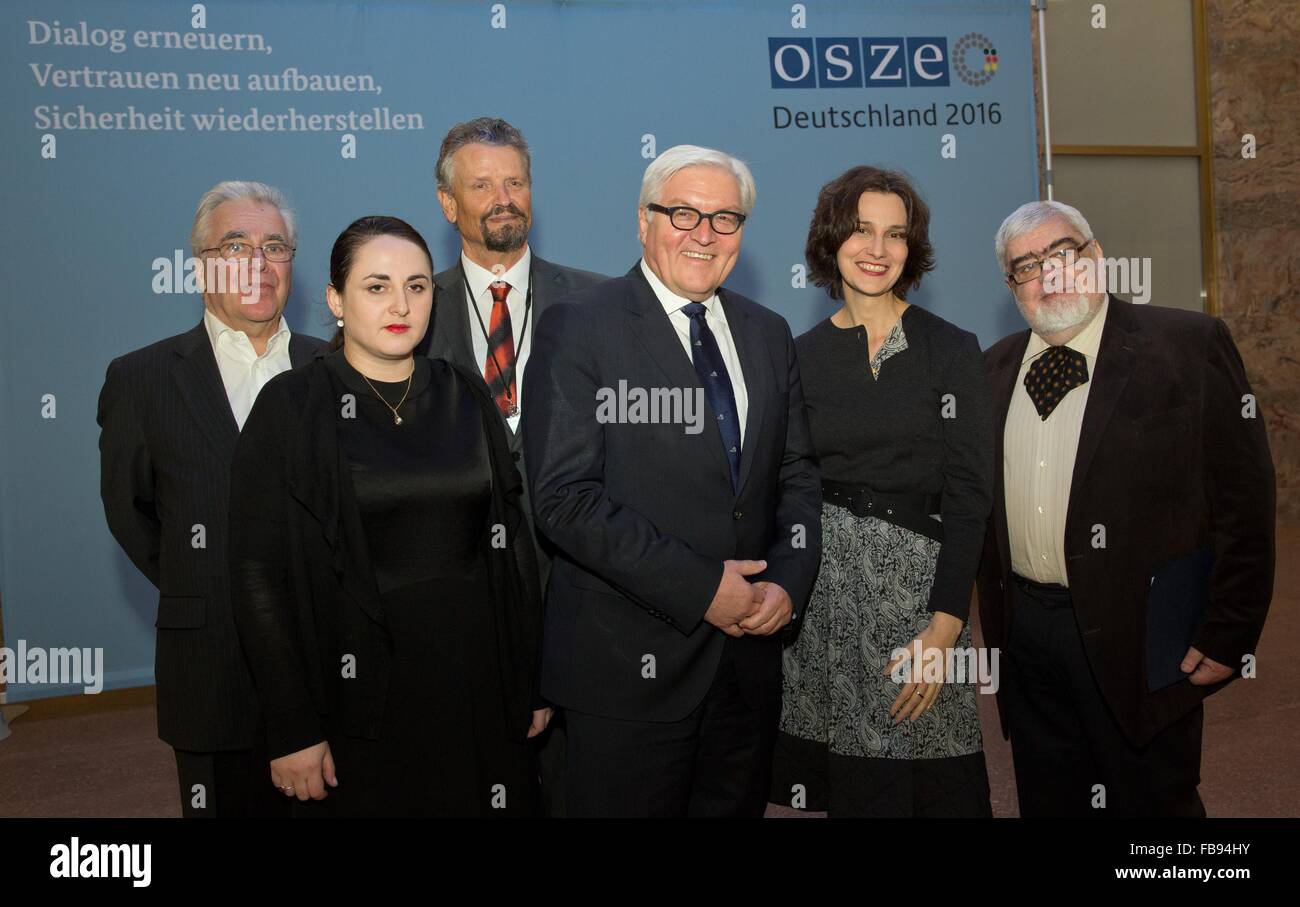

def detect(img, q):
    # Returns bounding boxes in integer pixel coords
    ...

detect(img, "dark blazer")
[976,296,1276,747]
[423,253,605,586]
[226,354,542,760]
[522,264,823,723]
[96,320,327,751]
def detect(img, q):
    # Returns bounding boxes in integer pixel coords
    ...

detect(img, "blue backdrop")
[1,0,1036,700]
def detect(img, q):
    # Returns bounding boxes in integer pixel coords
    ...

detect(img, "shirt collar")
[639,258,723,320]
[462,246,532,303]
[1022,294,1110,364]
[203,308,291,356]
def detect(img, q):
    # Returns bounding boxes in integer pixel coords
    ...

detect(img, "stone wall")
[1029,0,1296,518]
[1207,0,1299,519]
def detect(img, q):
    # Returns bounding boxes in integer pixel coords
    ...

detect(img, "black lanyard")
[463,263,533,413]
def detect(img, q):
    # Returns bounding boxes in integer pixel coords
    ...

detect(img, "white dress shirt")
[1003,295,1111,586]
[202,308,293,430]
[639,258,749,446]
[462,247,532,433]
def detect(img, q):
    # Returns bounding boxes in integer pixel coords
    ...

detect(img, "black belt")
[821,480,943,543]
[1012,573,1072,602]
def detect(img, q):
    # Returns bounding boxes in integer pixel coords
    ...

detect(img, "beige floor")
[3,525,1296,818]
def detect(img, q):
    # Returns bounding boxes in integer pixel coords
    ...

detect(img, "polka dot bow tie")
[1024,344,1089,421]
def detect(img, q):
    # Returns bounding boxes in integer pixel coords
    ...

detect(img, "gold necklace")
[359,369,413,425]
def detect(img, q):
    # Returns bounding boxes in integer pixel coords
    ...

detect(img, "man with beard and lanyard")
[424,117,605,816]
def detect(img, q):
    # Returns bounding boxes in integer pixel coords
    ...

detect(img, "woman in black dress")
[229,216,547,816]
[771,167,995,816]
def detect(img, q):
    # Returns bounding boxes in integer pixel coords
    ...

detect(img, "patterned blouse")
[868,318,908,379]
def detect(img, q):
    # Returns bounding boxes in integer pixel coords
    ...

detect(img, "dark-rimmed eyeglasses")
[199,239,296,262]
[646,204,747,235]
[1006,238,1093,285]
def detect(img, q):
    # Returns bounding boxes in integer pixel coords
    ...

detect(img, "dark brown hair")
[328,216,433,350]
[805,166,935,301]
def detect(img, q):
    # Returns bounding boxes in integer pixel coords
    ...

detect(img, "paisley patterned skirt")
[771,501,991,816]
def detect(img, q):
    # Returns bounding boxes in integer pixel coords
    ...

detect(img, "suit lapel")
[623,266,734,489]
[496,258,570,448]
[432,262,481,375]
[288,333,322,368]
[433,252,564,373]
[173,321,239,452]
[505,254,567,444]
[988,330,1030,591]
[435,255,560,445]
[528,254,563,328]
[1066,298,1138,528]
[721,290,771,495]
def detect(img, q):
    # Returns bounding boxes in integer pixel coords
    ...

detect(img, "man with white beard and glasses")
[975,200,1275,816]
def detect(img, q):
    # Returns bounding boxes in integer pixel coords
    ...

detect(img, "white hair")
[189,180,297,258]
[638,145,757,217]
[994,199,1094,272]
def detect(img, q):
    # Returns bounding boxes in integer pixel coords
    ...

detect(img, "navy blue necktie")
[682,302,741,490]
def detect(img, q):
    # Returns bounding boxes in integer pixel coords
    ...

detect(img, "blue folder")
[1145,545,1214,692]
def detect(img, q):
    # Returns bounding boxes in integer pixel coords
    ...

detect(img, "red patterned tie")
[484,281,516,417]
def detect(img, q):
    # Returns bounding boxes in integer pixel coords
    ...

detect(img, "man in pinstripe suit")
[98,181,328,816]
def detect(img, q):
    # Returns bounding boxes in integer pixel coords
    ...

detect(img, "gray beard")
[1019,293,1093,335]
[482,219,529,253]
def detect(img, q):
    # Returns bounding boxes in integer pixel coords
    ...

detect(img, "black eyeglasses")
[646,204,747,235]
[1006,238,1093,285]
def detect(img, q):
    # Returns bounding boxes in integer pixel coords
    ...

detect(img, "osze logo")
[768,32,999,89]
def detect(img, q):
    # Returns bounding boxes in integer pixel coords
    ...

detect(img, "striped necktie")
[484,281,517,417]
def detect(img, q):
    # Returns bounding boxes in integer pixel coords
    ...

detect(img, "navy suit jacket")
[523,264,822,722]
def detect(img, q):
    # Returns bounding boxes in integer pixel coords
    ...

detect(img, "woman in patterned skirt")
[770,166,995,816]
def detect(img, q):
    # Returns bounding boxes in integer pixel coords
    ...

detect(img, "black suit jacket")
[522,264,823,722]
[976,297,1276,747]
[423,252,605,587]
[97,320,328,751]
[226,354,542,760]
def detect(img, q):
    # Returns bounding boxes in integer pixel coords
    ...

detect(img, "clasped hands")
[703,558,792,638]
